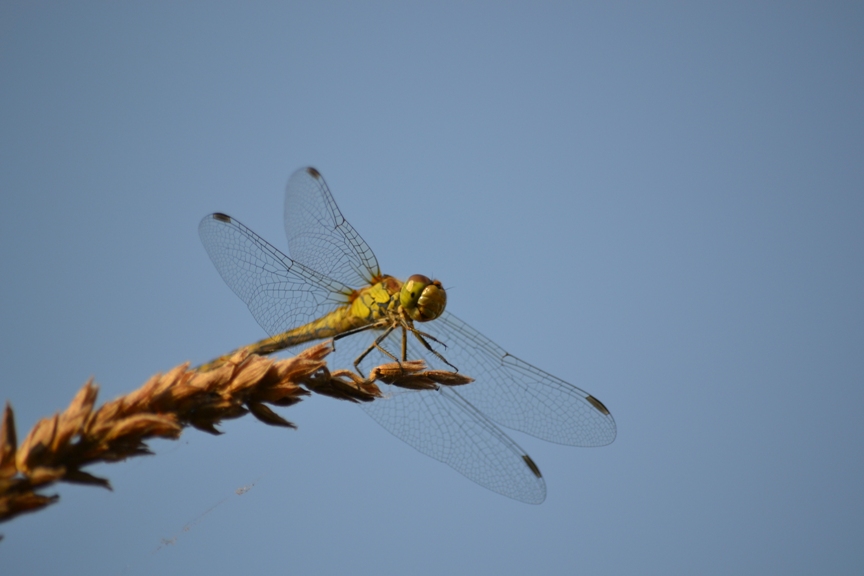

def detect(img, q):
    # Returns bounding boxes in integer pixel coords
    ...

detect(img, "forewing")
[419,312,618,447]
[284,167,381,288]
[199,213,353,338]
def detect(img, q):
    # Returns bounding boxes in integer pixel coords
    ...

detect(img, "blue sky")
[1,2,862,575]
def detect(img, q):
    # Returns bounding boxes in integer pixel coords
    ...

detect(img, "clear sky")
[1,2,862,575]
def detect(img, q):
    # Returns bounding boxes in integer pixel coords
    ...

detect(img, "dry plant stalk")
[0,341,470,525]
[0,342,353,524]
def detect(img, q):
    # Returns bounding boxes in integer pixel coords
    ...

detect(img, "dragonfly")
[198,167,616,504]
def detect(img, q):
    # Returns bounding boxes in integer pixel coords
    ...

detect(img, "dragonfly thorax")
[400,274,447,322]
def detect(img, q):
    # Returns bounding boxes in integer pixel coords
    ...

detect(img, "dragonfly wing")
[418,312,617,447]
[328,328,545,503]
[199,213,353,338]
[283,167,381,288]
[361,384,547,504]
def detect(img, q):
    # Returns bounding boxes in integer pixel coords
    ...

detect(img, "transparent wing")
[420,312,617,447]
[335,310,616,448]
[284,167,381,288]
[326,329,546,504]
[199,213,353,338]
[363,385,547,504]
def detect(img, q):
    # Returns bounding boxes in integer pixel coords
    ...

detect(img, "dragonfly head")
[401,274,446,322]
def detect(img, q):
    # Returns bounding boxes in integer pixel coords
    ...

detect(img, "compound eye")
[401,275,447,321]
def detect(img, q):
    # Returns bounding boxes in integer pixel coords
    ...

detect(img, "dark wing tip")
[585,395,611,416]
[522,455,543,479]
[212,212,232,223]
[306,167,322,179]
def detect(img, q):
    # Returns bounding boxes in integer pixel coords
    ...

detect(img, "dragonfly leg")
[333,321,384,342]
[395,308,457,370]
[410,327,447,348]
[353,322,400,372]
[409,327,459,372]
[397,308,448,350]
